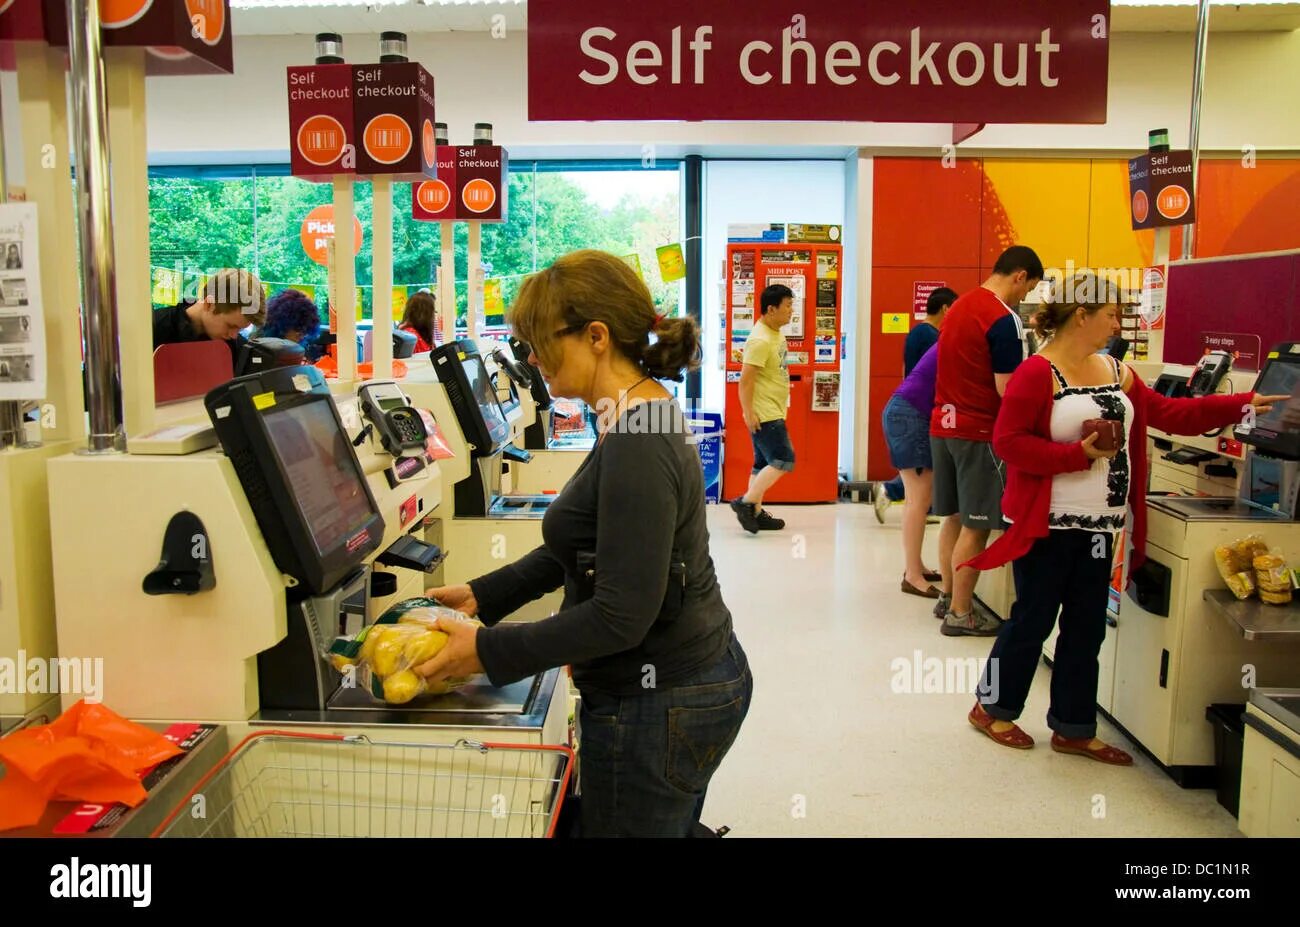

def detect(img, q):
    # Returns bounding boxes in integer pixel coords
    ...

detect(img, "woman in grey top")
[416,249,753,837]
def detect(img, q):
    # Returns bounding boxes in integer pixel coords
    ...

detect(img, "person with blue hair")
[259,288,324,361]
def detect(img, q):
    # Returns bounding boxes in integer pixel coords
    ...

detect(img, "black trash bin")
[1205,703,1247,818]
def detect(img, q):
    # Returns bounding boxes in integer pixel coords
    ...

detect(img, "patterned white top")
[1047,356,1134,532]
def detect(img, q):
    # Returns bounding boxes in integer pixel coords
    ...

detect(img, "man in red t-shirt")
[930,246,1044,636]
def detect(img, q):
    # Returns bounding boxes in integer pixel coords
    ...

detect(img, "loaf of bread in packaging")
[1236,536,1270,564]
[1260,587,1293,606]
[1225,571,1257,601]
[1216,545,1246,581]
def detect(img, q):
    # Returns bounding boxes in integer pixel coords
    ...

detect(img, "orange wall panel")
[1196,159,1300,259]
[872,158,983,269]
[870,266,982,376]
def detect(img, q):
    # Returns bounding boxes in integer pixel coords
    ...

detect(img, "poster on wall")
[786,351,809,366]
[0,203,45,402]
[812,371,841,411]
[765,273,804,339]
[816,252,839,278]
[913,280,947,321]
[1201,332,1262,371]
[816,279,837,309]
[1139,266,1166,331]
[815,336,837,364]
[732,308,754,334]
[1108,529,1128,618]
[816,308,837,337]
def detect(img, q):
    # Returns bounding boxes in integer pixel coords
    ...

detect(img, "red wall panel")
[872,158,984,269]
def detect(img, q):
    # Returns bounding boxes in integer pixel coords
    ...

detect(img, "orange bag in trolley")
[0,700,183,832]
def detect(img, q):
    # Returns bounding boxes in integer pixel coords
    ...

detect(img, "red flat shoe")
[1050,734,1133,765]
[968,703,1034,749]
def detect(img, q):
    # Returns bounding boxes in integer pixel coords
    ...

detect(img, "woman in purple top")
[882,343,941,597]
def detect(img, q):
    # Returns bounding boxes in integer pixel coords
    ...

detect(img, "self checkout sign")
[412,145,509,223]
[1128,150,1195,230]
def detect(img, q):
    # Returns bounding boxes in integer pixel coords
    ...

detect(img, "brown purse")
[1082,418,1122,451]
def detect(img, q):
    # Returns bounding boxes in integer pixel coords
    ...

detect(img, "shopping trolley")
[151,730,574,838]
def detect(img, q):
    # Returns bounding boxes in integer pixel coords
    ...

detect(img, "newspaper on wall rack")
[812,371,840,411]
[0,203,45,402]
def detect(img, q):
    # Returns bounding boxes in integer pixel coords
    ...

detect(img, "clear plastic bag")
[327,598,478,704]
[1253,551,1294,606]
[1215,535,1271,600]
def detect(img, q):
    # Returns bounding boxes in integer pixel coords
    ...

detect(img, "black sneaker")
[755,509,785,530]
[730,498,760,534]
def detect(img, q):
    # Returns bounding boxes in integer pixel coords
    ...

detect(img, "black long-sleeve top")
[470,399,733,696]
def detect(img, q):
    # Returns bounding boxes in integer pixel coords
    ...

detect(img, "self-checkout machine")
[403,126,561,619]
[37,21,569,836]
[505,337,598,495]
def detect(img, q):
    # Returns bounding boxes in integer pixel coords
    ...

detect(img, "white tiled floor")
[698,501,1241,837]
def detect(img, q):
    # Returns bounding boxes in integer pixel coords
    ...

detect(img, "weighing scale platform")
[1147,495,1289,522]
[257,667,561,731]
[487,494,555,518]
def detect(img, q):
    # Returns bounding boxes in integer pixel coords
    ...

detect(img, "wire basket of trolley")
[151,730,574,838]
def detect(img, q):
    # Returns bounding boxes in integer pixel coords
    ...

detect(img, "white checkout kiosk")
[1051,347,1300,800]
[405,338,563,621]
[497,335,597,495]
[46,360,570,752]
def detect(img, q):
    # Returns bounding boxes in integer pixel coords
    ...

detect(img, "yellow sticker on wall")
[656,243,686,283]
[881,313,910,334]
[253,392,277,411]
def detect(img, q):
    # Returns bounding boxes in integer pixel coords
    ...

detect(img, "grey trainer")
[940,608,1002,637]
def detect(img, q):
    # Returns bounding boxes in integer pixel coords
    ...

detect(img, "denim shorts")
[882,395,932,472]
[576,632,754,837]
[751,419,795,474]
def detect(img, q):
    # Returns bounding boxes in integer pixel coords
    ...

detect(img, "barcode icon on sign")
[310,131,340,151]
[376,130,407,148]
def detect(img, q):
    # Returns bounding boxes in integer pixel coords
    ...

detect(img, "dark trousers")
[577,632,753,837]
[978,529,1113,739]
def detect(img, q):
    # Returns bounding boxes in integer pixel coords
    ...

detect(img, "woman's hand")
[427,584,478,617]
[1080,431,1117,461]
[1250,393,1290,416]
[413,613,485,684]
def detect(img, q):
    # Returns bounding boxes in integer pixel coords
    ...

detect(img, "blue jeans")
[577,632,753,837]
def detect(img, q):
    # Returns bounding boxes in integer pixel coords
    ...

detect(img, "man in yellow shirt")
[733,284,795,533]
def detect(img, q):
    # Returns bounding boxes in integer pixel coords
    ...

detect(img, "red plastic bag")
[0,700,183,832]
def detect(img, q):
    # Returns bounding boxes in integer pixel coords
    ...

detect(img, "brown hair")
[402,290,438,345]
[204,269,266,326]
[1031,272,1122,338]
[509,249,700,382]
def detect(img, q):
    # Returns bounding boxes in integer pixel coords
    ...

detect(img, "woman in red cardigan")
[962,274,1283,765]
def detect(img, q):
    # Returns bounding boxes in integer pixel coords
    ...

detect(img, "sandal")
[968,703,1034,749]
[1051,734,1133,766]
[902,576,941,599]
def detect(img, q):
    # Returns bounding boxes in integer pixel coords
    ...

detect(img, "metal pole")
[68,0,125,452]
[1182,0,1211,260]
[683,154,702,404]
[0,81,25,450]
